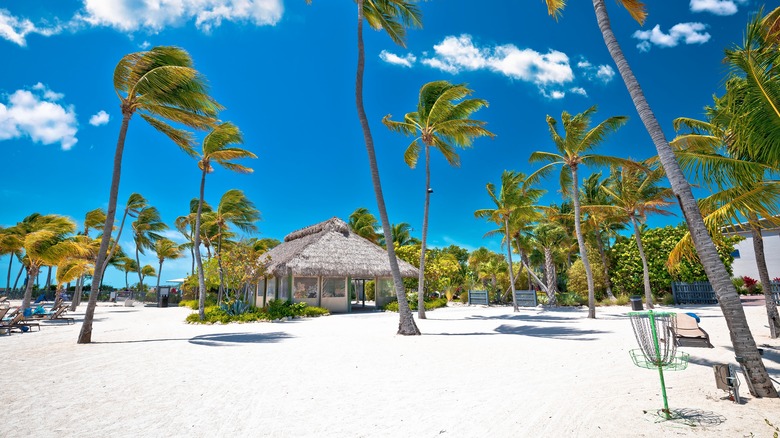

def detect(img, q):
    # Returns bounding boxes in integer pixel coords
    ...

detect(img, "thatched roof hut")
[263,217,418,278]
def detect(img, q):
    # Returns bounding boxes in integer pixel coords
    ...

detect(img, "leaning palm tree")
[529,221,567,305]
[672,106,780,337]
[0,226,23,295]
[475,170,543,310]
[55,235,98,304]
[205,189,260,303]
[527,106,628,318]
[177,198,213,275]
[384,80,494,318]
[193,122,256,320]
[348,207,380,244]
[305,0,422,335]
[601,164,674,308]
[19,215,83,310]
[80,46,221,344]
[131,205,167,302]
[543,1,777,397]
[115,256,139,292]
[153,238,183,304]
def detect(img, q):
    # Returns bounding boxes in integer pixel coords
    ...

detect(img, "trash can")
[630,295,643,311]
[161,295,169,308]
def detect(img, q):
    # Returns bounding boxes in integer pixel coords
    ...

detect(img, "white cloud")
[633,22,711,52]
[577,58,615,84]
[89,110,110,126]
[690,0,747,16]
[0,9,64,46]
[140,40,151,49]
[420,34,574,97]
[569,87,587,97]
[79,0,284,33]
[0,84,78,150]
[379,50,417,68]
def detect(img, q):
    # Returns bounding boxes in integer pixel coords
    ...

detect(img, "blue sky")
[0,0,759,288]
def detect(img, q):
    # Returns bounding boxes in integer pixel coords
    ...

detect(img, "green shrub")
[661,294,675,305]
[615,295,630,306]
[179,299,198,309]
[459,291,469,304]
[567,245,607,301]
[303,306,330,317]
[556,292,585,307]
[364,280,375,301]
[383,297,448,312]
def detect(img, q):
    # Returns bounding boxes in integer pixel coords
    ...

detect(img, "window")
[322,278,346,298]
[267,277,277,300]
[257,278,266,297]
[731,249,741,259]
[294,277,319,299]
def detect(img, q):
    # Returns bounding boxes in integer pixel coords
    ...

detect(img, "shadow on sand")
[189,331,293,347]
[429,324,609,341]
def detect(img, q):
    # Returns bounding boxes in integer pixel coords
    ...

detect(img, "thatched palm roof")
[263,217,418,278]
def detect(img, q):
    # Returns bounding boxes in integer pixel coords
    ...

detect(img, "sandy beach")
[2,301,779,437]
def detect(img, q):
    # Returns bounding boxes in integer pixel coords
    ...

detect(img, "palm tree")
[672,107,780,337]
[80,46,220,344]
[131,205,167,300]
[384,80,494,318]
[71,208,106,309]
[529,221,567,305]
[348,207,380,244]
[381,222,419,247]
[56,235,98,305]
[601,165,674,308]
[115,257,138,292]
[305,0,422,335]
[19,215,83,310]
[475,171,542,311]
[580,172,621,300]
[0,226,23,295]
[543,1,777,397]
[153,238,183,304]
[206,189,260,302]
[177,198,213,275]
[193,122,256,320]
[137,265,157,295]
[102,194,148,279]
[527,106,627,318]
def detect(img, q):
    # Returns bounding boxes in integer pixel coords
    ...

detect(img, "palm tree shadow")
[189,332,293,346]
[465,313,579,323]
[494,324,609,340]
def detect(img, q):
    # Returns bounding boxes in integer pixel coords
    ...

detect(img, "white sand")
[2,301,779,437]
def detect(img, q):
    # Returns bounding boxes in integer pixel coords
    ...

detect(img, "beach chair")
[0,295,8,304]
[674,313,714,348]
[1,312,40,333]
[44,305,74,324]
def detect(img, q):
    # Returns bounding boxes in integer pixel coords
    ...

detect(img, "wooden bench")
[772,281,780,305]
[672,282,717,305]
[467,290,489,306]
[514,290,538,307]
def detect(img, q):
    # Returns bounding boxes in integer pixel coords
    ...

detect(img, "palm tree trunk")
[217,232,225,304]
[44,266,52,296]
[355,0,418,335]
[571,165,596,317]
[594,227,616,300]
[22,265,38,310]
[520,259,549,297]
[631,216,653,308]
[417,145,432,319]
[195,169,208,320]
[591,0,777,397]
[101,208,130,280]
[70,276,82,311]
[749,219,780,338]
[6,253,13,294]
[13,264,23,292]
[156,259,164,306]
[505,219,519,311]
[79,110,132,344]
[544,247,558,305]
[135,245,144,301]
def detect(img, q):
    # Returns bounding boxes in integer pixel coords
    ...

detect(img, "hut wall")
[293,276,319,307]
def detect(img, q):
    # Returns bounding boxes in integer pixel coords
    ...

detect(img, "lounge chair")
[675,313,714,348]
[43,305,74,324]
[1,312,40,333]
[0,296,8,304]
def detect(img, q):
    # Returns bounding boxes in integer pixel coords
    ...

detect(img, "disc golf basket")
[629,310,690,419]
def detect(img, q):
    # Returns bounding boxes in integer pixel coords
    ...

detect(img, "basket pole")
[648,310,671,418]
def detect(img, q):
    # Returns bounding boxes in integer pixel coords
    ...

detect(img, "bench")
[467,290,489,306]
[514,290,538,307]
[672,282,717,305]
[772,281,780,305]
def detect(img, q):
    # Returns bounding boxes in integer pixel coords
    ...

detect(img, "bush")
[556,292,585,307]
[661,294,675,305]
[459,291,469,304]
[383,297,448,312]
[185,299,328,324]
[178,296,217,310]
[566,245,607,300]
[615,295,630,306]
[364,280,375,301]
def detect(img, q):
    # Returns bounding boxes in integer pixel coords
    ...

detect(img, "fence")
[514,290,538,307]
[673,281,780,305]
[467,290,489,306]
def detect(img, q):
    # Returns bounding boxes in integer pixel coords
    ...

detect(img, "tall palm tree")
[115,257,138,292]
[381,222,419,247]
[193,122,256,320]
[305,0,422,335]
[131,205,167,300]
[527,106,627,318]
[384,80,494,318]
[80,47,220,344]
[206,189,260,302]
[601,165,674,308]
[137,265,157,295]
[475,171,542,311]
[19,215,83,310]
[56,235,98,304]
[71,208,106,309]
[348,207,380,244]
[543,0,777,397]
[102,193,148,279]
[153,238,183,304]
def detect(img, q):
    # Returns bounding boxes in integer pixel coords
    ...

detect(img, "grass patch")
[186,300,330,324]
[383,297,449,312]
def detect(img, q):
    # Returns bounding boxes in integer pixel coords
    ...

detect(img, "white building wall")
[730,229,780,281]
